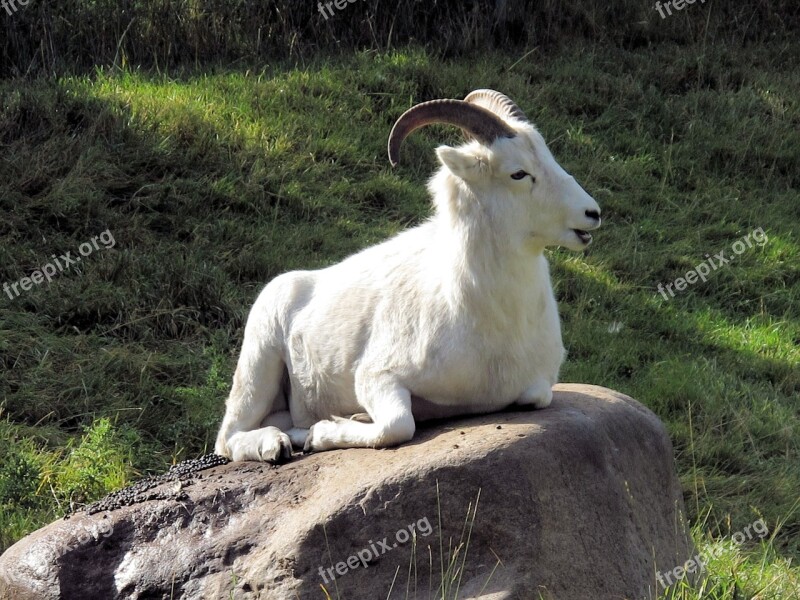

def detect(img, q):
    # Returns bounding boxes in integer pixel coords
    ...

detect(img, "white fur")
[215,116,601,462]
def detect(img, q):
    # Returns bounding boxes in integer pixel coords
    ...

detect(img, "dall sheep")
[215,89,601,462]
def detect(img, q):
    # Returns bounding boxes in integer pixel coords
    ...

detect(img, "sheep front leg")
[304,376,415,452]
[215,343,293,463]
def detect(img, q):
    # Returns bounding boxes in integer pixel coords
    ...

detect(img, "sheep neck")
[431,182,549,332]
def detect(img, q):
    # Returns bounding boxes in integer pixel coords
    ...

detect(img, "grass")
[656,507,800,599]
[0,41,798,598]
[3,0,797,77]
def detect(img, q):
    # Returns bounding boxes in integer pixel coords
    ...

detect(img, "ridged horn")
[464,89,528,123]
[387,98,517,166]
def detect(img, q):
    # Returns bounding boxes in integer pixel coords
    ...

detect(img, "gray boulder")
[0,384,694,599]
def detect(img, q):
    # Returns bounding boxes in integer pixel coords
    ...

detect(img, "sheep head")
[388,89,601,252]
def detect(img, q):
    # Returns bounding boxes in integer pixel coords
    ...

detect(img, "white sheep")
[215,90,601,462]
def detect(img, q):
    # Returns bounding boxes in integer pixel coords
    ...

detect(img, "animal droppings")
[66,454,230,517]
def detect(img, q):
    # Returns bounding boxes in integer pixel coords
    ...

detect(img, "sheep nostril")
[585,209,601,221]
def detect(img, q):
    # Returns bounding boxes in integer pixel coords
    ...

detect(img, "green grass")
[0,42,798,598]
[3,0,796,77]
[655,507,800,599]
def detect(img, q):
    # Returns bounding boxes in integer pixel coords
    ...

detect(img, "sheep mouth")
[572,229,592,244]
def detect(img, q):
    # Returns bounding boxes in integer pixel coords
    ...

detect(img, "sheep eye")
[510,170,528,180]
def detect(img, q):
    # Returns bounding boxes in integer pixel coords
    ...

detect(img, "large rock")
[0,384,693,600]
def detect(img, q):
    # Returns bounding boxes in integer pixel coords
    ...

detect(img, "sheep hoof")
[349,413,372,423]
[517,380,554,409]
[303,419,339,453]
[228,427,293,463]
[259,433,293,464]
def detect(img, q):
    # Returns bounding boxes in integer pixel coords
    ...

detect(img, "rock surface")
[0,384,694,600]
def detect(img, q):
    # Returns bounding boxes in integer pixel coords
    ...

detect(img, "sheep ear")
[436,146,486,181]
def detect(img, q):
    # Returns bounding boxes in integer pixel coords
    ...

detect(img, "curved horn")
[464,89,528,123]
[387,99,516,166]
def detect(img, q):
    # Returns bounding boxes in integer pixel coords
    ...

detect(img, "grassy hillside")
[1,43,798,597]
[2,0,798,77]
